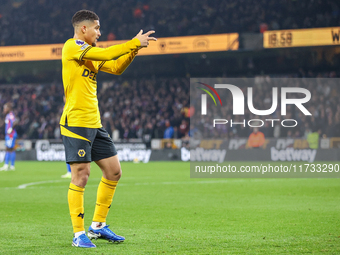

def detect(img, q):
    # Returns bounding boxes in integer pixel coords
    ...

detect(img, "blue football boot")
[88,225,125,243]
[72,233,96,248]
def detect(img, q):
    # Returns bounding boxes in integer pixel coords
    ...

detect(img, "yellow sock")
[92,177,118,223]
[68,183,85,233]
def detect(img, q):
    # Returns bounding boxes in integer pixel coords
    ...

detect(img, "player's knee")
[71,164,91,187]
[74,174,90,187]
[115,167,122,180]
[79,170,90,184]
[108,166,121,181]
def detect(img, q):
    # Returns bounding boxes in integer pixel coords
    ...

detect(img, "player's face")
[85,20,101,47]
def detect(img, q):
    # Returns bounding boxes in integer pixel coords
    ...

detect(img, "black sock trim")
[101,180,117,188]
[69,188,84,193]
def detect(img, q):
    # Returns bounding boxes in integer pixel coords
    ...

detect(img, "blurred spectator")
[107,32,116,41]
[163,120,174,139]
[133,7,143,19]
[307,128,320,149]
[179,120,189,138]
[248,127,265,148]
[259,23,268,33]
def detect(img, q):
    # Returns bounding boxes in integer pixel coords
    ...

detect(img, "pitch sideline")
[10,179,248,190]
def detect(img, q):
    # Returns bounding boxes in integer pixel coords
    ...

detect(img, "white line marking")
[13,176,152,190]
[17,180,64,189]
[14,179,243,190]
[77,179,246,188]
[5,177,313,190]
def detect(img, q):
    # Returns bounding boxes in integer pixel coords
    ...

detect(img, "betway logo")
[37,150,65,161]
[271,147,316,162]
[181,147,226,163]
[117,148,151,163]
[36,140,65,161]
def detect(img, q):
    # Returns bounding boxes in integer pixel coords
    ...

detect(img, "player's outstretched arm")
[82,30,156,62]
[82,39,140,61]
[98,30,156,75]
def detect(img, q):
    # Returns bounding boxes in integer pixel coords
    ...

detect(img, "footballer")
[60,9,156,248]
[0,103,17,171]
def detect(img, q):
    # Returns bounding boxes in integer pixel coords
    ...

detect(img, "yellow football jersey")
[60,38,140,128]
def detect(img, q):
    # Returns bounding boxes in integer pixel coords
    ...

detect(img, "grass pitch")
[0,161,339,254]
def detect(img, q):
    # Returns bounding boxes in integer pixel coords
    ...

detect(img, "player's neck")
[73,33,87,43]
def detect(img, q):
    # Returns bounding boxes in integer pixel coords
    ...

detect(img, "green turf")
[0,161,339,254]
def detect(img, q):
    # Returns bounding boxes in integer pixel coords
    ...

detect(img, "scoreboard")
[264,27,340,48]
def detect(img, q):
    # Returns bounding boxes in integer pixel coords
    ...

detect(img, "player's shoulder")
[63,38,91,60]
[64,38,90,50]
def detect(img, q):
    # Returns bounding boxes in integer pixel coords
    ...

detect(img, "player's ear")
[81,25,87,34]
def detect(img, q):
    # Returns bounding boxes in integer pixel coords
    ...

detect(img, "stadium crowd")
[0,0,339,46]
[0,72,339,142]
[0,77,190,142]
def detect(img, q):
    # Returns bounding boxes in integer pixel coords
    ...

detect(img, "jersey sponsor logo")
[82,68,97,81]
[80,44,89,50]
[75,40,85,46]
[78,149,86,157]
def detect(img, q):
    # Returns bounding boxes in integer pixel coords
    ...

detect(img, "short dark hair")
[72,10,99,27]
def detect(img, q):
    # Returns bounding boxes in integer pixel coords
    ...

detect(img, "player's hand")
[7,127,12,134]
[134,30,157,47]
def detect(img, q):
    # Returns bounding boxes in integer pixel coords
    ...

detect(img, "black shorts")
[61,125,117,163]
